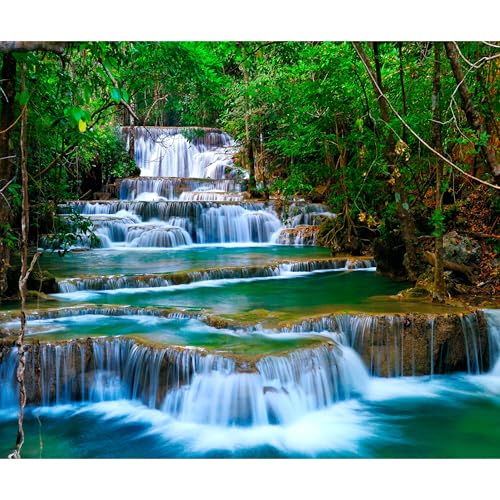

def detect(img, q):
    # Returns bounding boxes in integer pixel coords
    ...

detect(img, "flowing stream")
[1,127,499,458]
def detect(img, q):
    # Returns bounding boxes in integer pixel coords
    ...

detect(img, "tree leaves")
[63,106,90,132]
[17,90,30,106]
[78,119,87,133]
[110,87,121,103]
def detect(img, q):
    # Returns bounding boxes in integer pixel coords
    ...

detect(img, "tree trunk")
[444,41,500,182]
[431,44,446,302]
[238,45,256,195]
[353,42,421,281]
[9,64,26,458]
[0,53,17,297]
[8,64,41,459]
[398,42,408,143]
[128,99,136,162]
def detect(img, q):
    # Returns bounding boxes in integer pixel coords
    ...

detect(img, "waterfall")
[48,126,349,250]
[0,338,369,427]
[56,201,282,247]
[484,309,500,374]
[55,259,376,292]
[1,310,499,431]
[197,205,281,244]
[0,347,18,409]
[179,191,245,202]
[0,339,221,408]
[162,344,368,426]
[125,224,193,248]
[281,311,489,377]
[459,313,484,375]
[119,177,241,201]
[127,126,240,179]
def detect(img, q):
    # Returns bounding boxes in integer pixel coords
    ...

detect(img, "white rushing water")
[0,335,368,428]
[484,309,500,374]
[48,126,341,250]
[130,127,239,179]
[1,310,500,458]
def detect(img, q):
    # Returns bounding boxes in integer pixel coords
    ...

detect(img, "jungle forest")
[0,38,499,478]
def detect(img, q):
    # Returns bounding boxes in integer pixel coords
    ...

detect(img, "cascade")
[162,344,368,426]
[47,127,344,250]
[0,337,368,427]
[484,309,500,374]
[281,311,490,377]
[178,191,246,202]
[126,126,240,179]
[55,258,376,292]
[119,177,241,201]
[0,339,224,408]
[125,224,193,248]
[0,347,17,408]
[58,200,282,247]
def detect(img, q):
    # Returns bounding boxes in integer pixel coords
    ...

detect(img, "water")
[128,127,239,179]
[119,177,241,201]
[45,128,335,250]
[2,126,499,460]
[37,245,331,279]
[50,269,407,317]
[1,371,499,458]
[1,314,328,355]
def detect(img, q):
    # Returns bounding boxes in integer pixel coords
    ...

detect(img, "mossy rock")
[399,287,432,299]
[25,290,58,302]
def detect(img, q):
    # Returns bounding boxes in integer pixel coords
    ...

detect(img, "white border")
[2,0,499,40]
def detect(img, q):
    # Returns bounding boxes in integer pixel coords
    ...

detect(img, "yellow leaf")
[78,119,87,133]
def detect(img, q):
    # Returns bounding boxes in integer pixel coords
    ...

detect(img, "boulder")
[443,231,481,267]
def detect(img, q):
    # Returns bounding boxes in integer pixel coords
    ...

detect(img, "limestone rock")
[443,231,481,267]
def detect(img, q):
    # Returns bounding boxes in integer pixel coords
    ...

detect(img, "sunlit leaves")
[78,119,87,133]
[63,105,90,132]
[110,87,121,103]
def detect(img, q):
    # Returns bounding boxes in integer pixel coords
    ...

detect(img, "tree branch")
[0,104,27,135]
[0,42,65,54]
[352,42,500,191]
[143,95,168,125]
[99,60,140,124]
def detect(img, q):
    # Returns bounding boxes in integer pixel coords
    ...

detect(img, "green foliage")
[43,210,99,256]
[7,183,22,210]
[431,209,446,237]
[271,169,313,198]
[0,223,19,250]
[1,40,498,270]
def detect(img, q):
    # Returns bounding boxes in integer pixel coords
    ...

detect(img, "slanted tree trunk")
[0,53,17,297]
[431,44,446,302]
[353,42,421,281]
[8,65,41,459]
[444,41,500,182]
